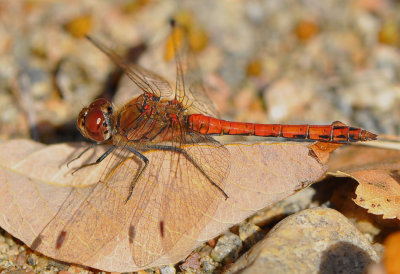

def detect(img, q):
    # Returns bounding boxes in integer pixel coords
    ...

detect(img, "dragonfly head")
[77,98,113,142]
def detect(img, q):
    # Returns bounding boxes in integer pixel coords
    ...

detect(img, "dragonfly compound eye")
[77,98,113,142]
[83,108,110,142]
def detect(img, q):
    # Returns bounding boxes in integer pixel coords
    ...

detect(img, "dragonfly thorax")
[110,94,189,143]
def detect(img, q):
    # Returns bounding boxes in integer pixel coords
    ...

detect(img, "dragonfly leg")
[66,143,98,168]
[125,146,149,203]
[146,144,229,200]
[71,145,115,175]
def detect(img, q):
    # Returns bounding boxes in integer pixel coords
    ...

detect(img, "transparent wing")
[87,36,174,99]
[30,143,143,264]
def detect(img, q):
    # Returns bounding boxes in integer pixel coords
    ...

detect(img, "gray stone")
[211,232,243,263]
[225,207,379,274]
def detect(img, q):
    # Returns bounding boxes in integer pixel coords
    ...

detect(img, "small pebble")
[15,251,27,266]
[210,232,242,263]
[159,264,176,274]
[27,256,35,266]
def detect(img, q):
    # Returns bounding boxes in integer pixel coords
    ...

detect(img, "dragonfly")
[77,34,377,202]
[37,21,377,270]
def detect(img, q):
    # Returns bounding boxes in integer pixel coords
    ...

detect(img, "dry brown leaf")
[329,146,400,219]
[0,139,333,272]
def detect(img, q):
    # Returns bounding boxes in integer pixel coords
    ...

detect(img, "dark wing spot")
[160,221,164,238]
[129,225,135,244]
[31,235,42,250]
[56,231,67,249]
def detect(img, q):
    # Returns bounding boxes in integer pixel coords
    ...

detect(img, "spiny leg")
[125,146,149,203]
[66,143,98,168]
[145,144,229,199]
[71,145,115,175]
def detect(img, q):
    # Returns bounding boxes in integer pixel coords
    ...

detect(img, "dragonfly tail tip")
[364,131,378,141]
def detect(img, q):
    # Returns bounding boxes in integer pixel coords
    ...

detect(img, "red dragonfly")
[45,22,377,269]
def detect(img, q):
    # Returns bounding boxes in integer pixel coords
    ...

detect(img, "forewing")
[30,144,142,266]
[87,36,174,98]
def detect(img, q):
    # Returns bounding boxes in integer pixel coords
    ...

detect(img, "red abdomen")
[187,114,377,143]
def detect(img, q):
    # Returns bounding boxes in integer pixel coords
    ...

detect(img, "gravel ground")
[0,0,399,273]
